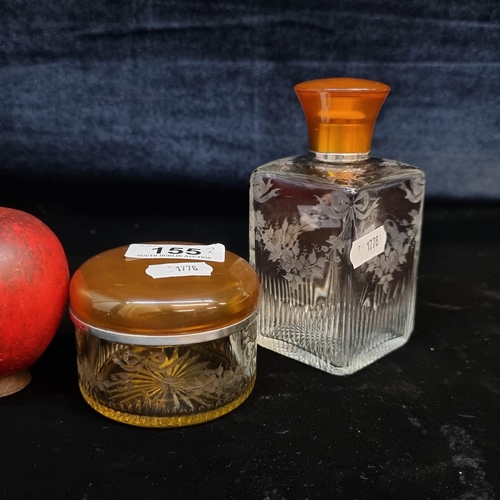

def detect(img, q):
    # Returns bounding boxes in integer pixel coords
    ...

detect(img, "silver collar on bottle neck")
[308,151,370,163]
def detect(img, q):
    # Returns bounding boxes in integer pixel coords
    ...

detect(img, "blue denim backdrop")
[1,0,499,199]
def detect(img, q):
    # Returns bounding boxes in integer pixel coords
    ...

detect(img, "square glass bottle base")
[255,275,416,375]
[258,331,410,376]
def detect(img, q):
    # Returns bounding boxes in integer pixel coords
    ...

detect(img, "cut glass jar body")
[249,78,425,375]
[70,242,260,427]
[74,323,257,427]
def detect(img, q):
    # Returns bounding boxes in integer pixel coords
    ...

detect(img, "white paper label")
[145,262,213,279]
[125,243,225,262]
[350,225,387,269]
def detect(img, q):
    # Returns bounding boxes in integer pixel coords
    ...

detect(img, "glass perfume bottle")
[249,78,425,375]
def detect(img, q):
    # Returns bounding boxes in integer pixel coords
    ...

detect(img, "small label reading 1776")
[125,243,225,262]
[145,262,213,279]
[349,225,387,269]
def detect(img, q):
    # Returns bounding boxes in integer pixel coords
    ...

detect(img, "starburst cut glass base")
[79,374,256,428]
[75,325,257,427]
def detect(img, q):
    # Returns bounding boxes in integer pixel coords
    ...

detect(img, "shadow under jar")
[69,242,260,428]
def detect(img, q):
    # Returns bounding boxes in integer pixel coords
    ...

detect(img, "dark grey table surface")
[0,177,499,500]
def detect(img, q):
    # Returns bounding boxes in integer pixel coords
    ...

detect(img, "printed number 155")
[151,246,201,255]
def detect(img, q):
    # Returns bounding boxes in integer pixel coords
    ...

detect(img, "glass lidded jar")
[250,78,425,375]
[69,242,260,428]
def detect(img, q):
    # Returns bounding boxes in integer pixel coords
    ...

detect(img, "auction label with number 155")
[125,243,225,262]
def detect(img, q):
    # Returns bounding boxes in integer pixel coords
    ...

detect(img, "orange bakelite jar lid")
[69,242,260,343]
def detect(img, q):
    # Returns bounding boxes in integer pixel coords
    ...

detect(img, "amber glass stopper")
[294,78,390,157]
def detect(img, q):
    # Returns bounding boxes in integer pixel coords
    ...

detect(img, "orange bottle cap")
[294,78,390,156]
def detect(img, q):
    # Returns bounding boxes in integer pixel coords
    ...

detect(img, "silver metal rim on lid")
[69,308,256,346]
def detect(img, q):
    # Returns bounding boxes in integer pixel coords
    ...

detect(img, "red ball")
[0,207,69,387]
